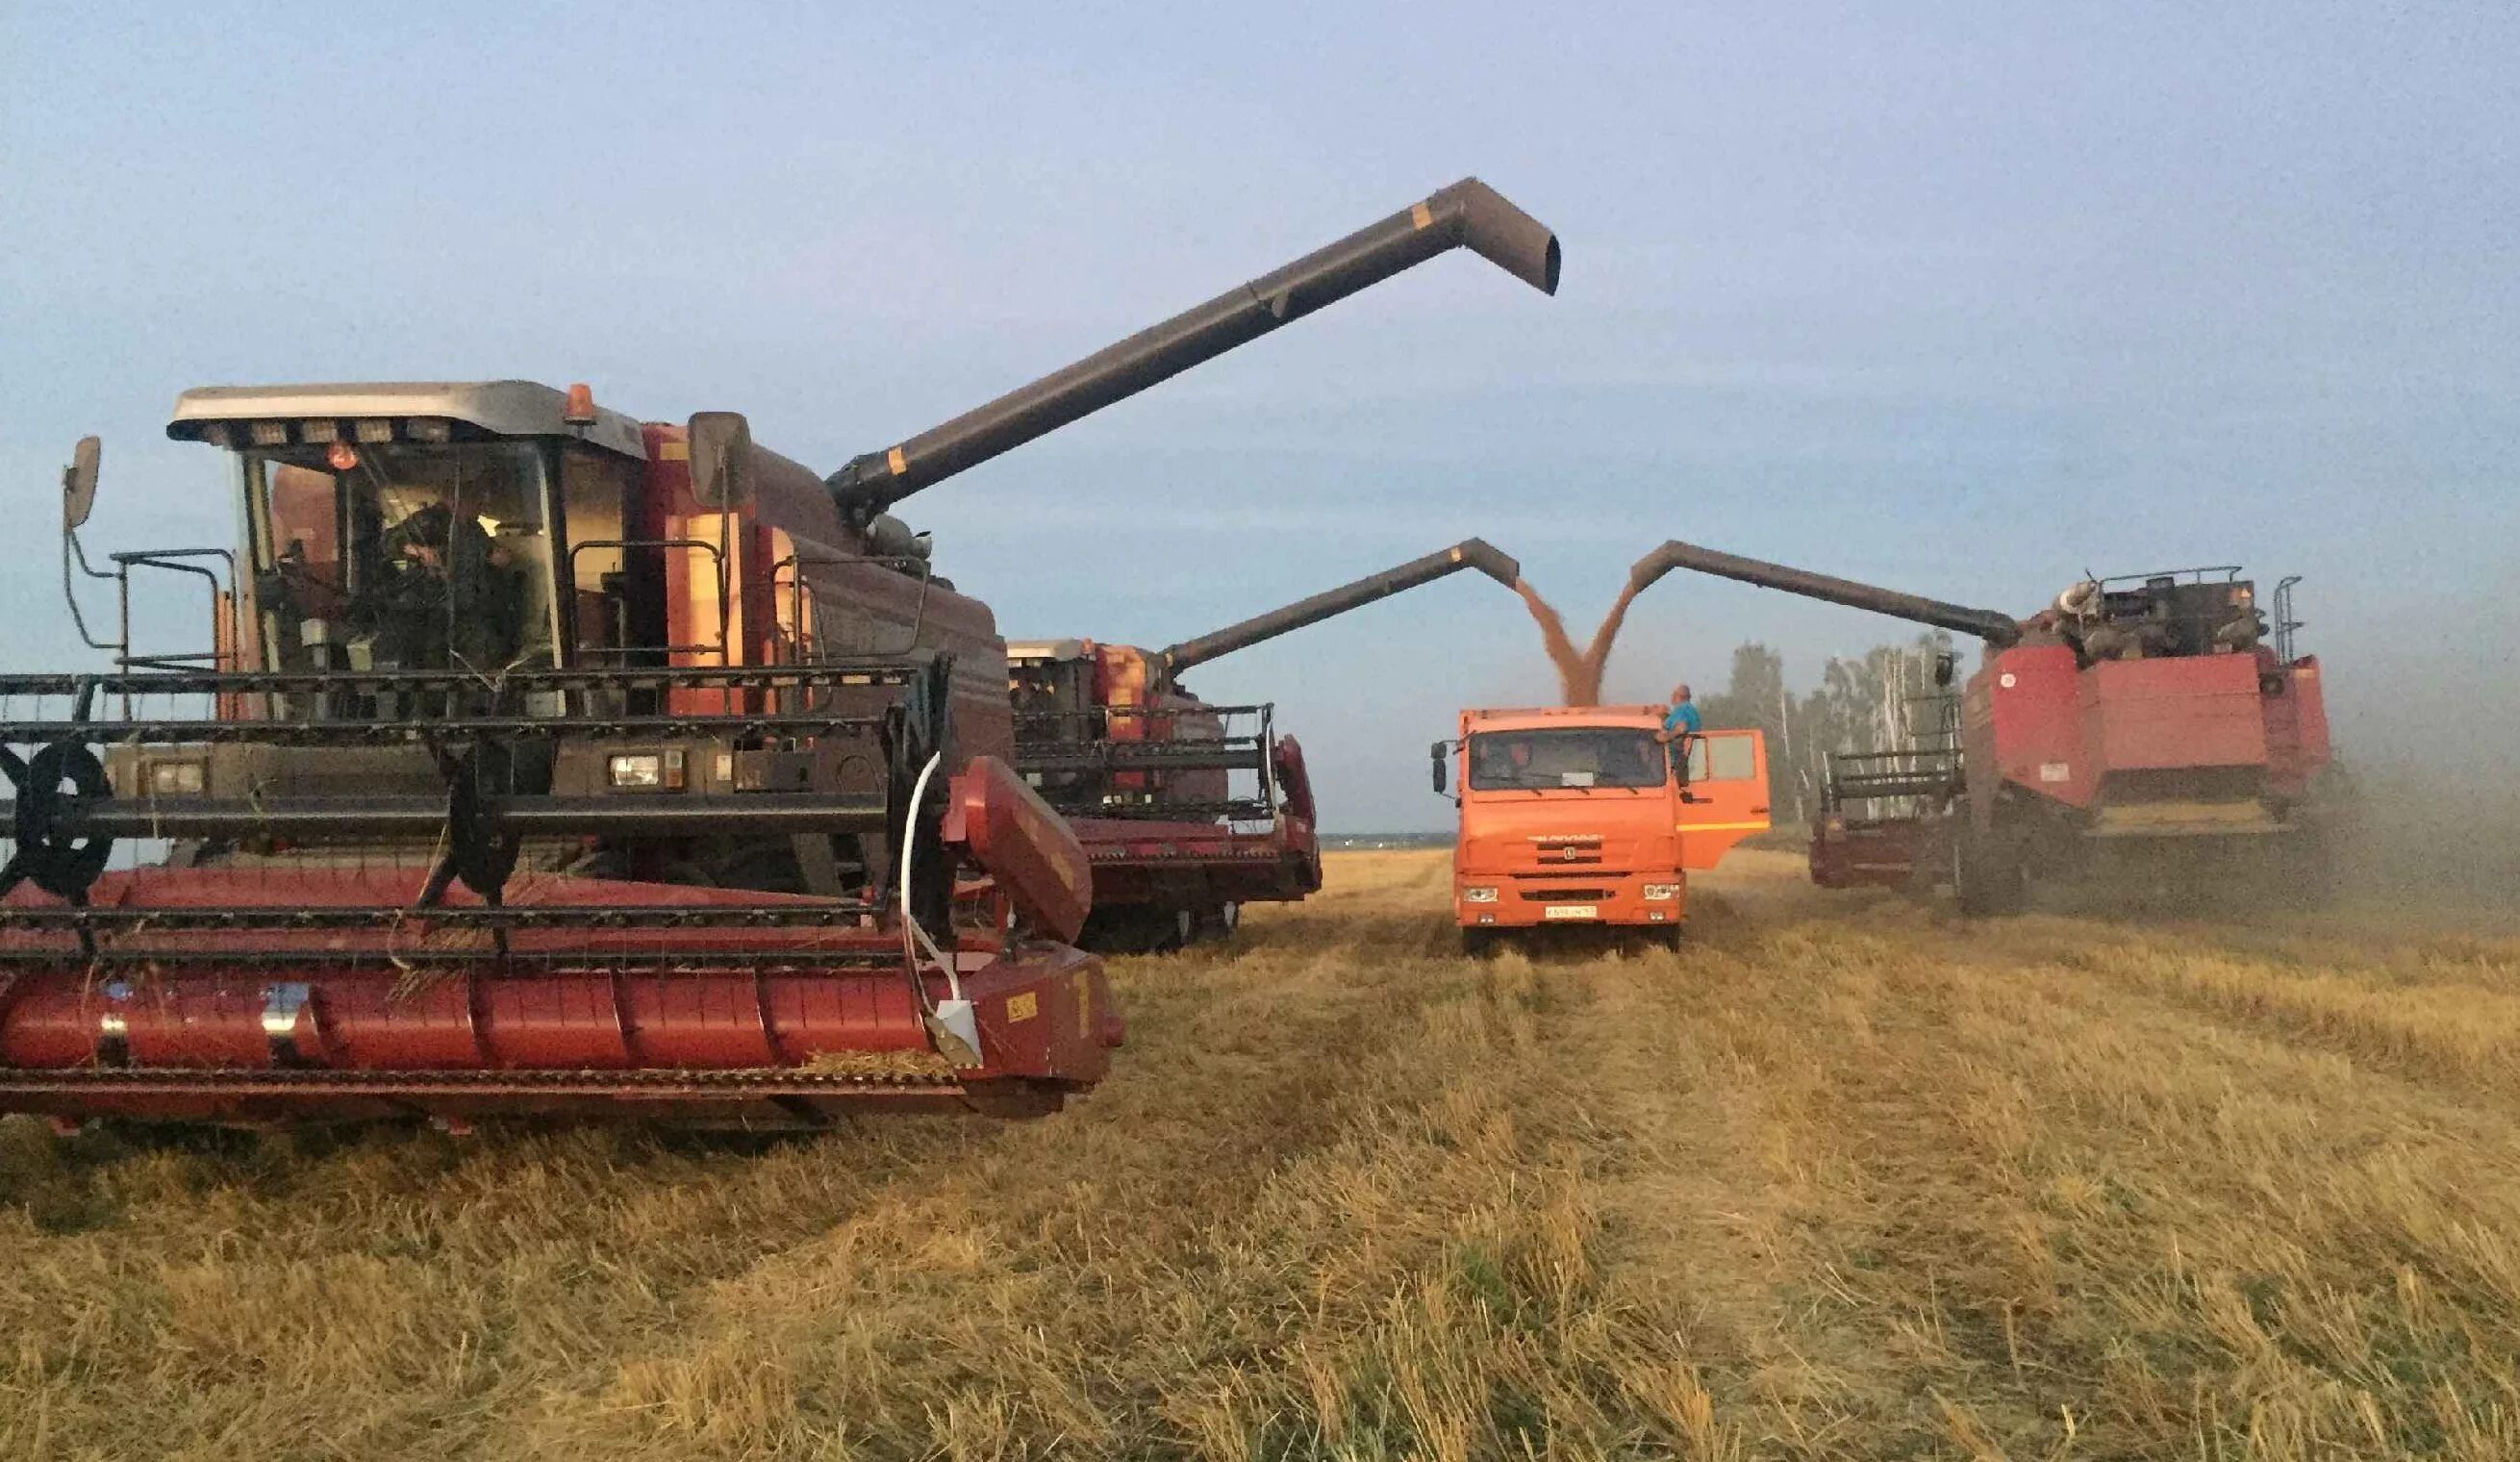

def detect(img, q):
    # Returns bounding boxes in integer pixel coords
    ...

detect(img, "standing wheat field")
[3,849,2515,1460]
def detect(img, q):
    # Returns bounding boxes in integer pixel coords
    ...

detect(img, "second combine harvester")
[1624,540,2337,912]
[0,179,1560,1129]
[1011,539,1525,951]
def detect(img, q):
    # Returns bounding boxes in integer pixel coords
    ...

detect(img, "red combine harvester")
[1012,539,1524,950]
[1626,541,2338,912]
[0,178,1560,1128]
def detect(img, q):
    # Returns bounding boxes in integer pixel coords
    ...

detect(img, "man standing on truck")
[1655,683,1701,744]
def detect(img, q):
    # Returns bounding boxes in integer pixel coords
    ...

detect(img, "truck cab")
[1434,706,1767,950]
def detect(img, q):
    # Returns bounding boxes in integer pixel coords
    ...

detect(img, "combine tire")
[1951,825,2026,917]
[1192,902,1241,943]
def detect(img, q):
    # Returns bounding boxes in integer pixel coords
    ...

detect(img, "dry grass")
[3,849,2516,1459]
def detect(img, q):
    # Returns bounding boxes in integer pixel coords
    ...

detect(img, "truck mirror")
[1429,741,1449,794]
[62,436,100,530]
[686,412,754,509]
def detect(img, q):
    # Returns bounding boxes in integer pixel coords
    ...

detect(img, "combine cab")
[1626,541,2339,913]
[1012,541,1526,951]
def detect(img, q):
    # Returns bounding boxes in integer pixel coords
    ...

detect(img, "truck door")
[1676,729,1771,870]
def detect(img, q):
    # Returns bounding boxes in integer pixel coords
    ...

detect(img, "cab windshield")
[1468,727,1669,791]
[245,441,556,675]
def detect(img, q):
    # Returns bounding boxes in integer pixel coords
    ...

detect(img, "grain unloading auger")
[1626,539,2337,913]
[0,178,1558,1126]
[1010,540,1524,950]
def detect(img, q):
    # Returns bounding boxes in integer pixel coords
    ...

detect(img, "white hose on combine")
[896,750,981,1067]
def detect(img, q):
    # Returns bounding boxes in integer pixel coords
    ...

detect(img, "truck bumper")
[1452,872,1687,929]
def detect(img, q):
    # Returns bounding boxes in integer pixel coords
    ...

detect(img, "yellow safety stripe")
[1678,820,1771,832]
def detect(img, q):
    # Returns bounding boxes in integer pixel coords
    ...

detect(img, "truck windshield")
[245,441,555,675]
[1468,728,1668,791]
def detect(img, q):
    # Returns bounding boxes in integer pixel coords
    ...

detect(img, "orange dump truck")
[1432,706,1769,952]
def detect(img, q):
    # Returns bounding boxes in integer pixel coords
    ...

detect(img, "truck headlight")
[146,760,207,795]
[1641,883,1680,901]
[1460,886,1499,904]
[607,750,685,790]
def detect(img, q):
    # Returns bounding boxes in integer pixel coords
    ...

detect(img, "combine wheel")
[1951,823,2026,917]
[1192,902,1241,944]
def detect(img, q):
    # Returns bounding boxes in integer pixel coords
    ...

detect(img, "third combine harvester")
[1625,540,2337,912]
[0,179,1559,1129]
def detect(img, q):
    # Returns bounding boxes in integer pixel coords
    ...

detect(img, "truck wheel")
[1458,927,1499,960]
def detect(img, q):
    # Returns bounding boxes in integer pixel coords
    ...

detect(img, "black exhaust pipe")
[1160,539,1522,675]
[829,179,1561,521]
[1628,539,2024,647]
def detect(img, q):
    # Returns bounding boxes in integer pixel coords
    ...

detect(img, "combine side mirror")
[686,412,755,509]
[62,436,100,530]
[1429,740,1449,794]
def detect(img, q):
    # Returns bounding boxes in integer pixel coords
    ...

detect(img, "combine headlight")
[299,419,340,443]
[404,417,452,442]
[1460,885,1499,904]
[355,418,397,443]
[1641,883,1680,901]
[145,760,207,796]
[606,750,685,790]
[249,421,291,446]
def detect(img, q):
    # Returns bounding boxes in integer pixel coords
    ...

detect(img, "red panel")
[948,757,1094,943]
[0,985,103,1067]
[761,974,925,1060]
[619,978,777,1068]
[320,979,486,1070]
[478,978,631,1069]
[2082,656,2267,773]
[1978,644,2093,810]
[2269,655,2332,794]
[1274,734,1318,827]
[121,985,270,1069]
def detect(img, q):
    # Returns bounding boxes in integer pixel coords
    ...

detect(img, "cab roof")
[1005,638,1092,663]
[166,380,648,460]
[1461,704,1666,733]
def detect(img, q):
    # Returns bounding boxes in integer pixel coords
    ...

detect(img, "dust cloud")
[1512,577,1649,706]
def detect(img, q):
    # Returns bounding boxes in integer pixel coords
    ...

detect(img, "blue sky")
[4,2,2511,828]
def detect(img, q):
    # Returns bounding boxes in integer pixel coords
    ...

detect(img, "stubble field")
[4,848,2516,1460]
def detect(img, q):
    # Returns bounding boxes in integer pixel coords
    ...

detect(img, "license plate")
[1542,904,1599,920]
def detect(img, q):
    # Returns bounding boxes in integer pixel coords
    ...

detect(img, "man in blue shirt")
[1655,682,1701,743]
